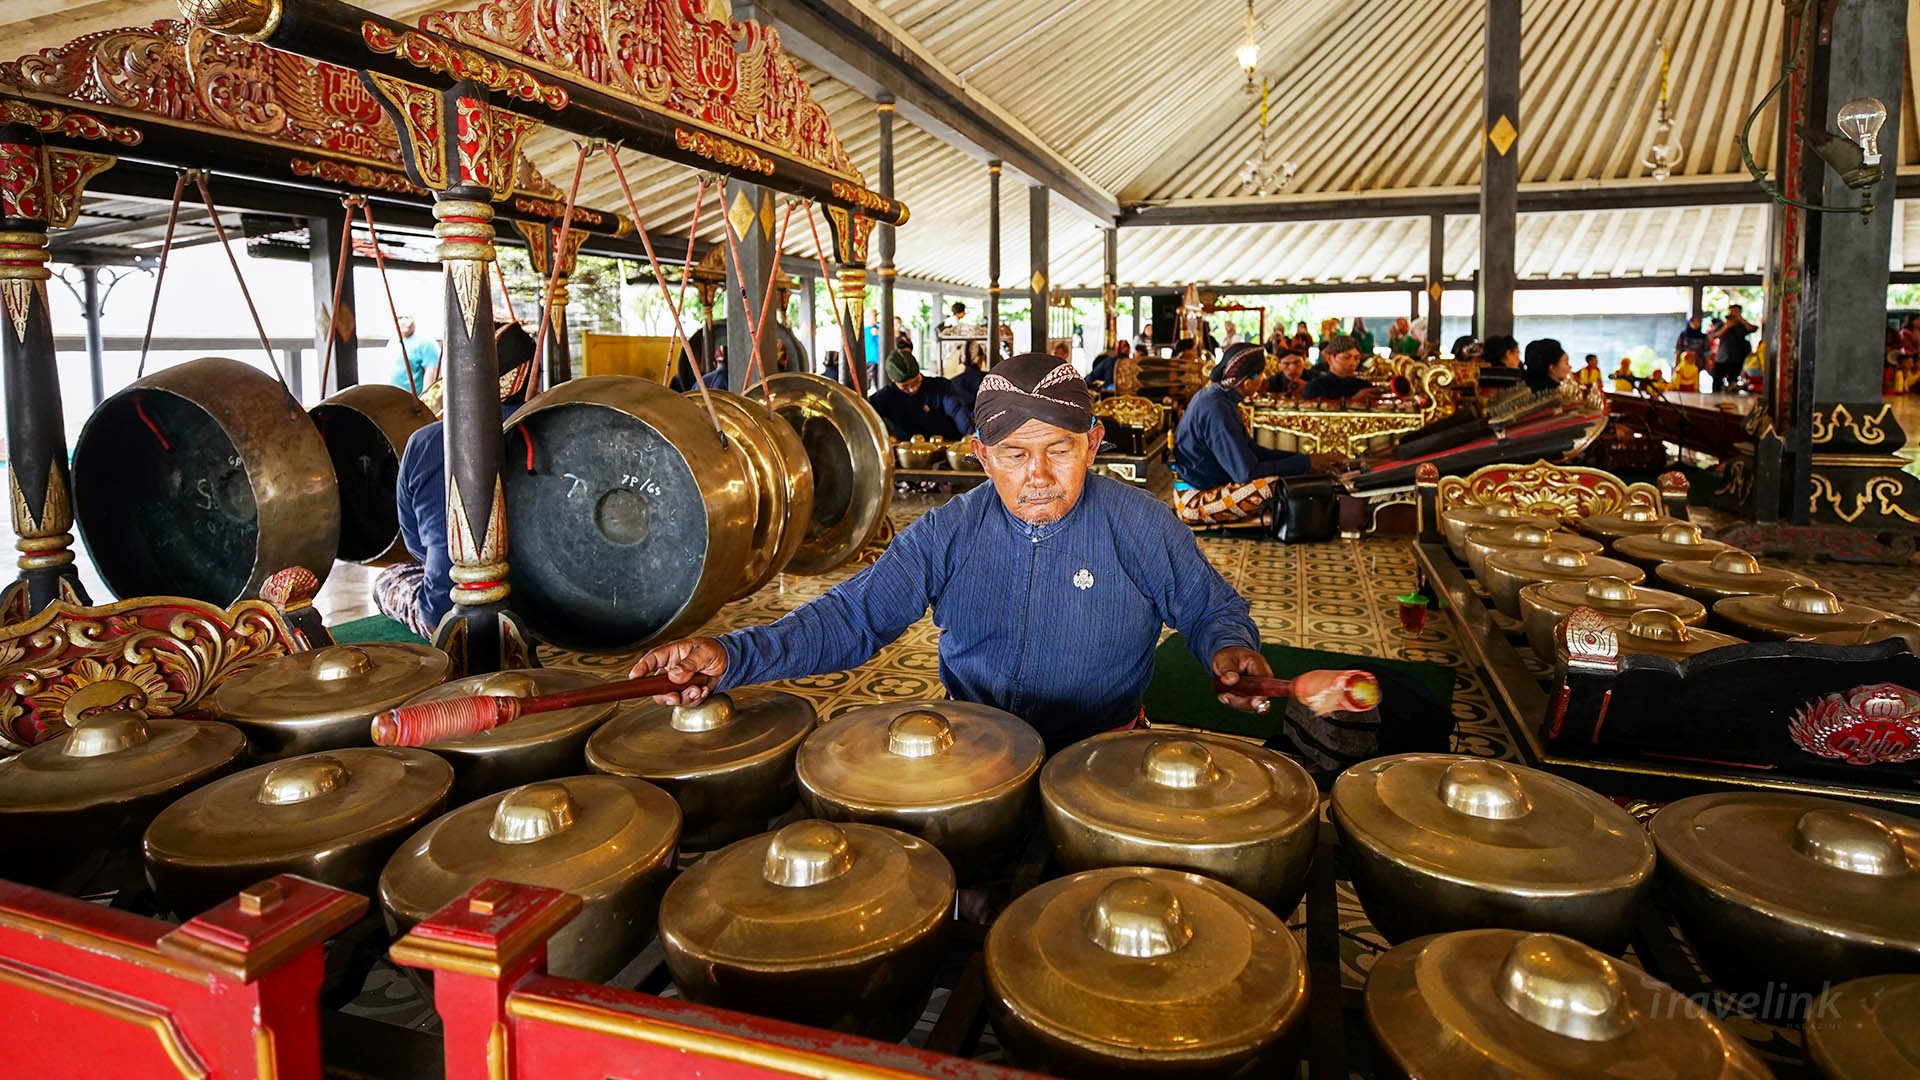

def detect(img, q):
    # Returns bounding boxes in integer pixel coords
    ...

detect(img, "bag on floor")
[1269,473,1338,543]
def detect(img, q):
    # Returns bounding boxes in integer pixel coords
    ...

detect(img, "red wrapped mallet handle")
[1210,669,1381,717]
[371,672,715,746]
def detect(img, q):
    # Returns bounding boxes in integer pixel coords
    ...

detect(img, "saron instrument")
[1518,576,1706,663]
[0,709,244,889]
[71,357,339,605]
[658,819,953,1040]
[586,689,816,851]
[985,866,1308,1078]
[208,643,450,760]
[144,746,452,916]
[1039,730,1319,911]
[1366,930,1768,1078]
[1332,754,1654,950]
[380,775,681,983]
[1483,547,1645,619]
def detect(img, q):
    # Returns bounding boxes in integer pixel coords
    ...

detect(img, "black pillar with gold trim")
[986,161,1002,363]
[875,97,896,373]
[1478,0,1519,340]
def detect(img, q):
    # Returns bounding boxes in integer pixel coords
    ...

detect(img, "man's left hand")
[1213,647,1276,714]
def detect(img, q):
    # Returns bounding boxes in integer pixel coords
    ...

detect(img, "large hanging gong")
[503,376,752,652]
[72,357,339,605]
[309,384,434,565]
[691,391,815,599]
[675,321,810,388]
[750,373,891,574]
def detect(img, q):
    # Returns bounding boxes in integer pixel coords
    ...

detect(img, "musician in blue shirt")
[1173,344,1323,526]
[630,353,1276,751]
[1301,335,1376,401]
[870,348,972,440]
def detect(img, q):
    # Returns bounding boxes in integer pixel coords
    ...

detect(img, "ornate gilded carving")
[0,99,140,147]
[362,22,568,110]
[1811,402,1893,447]
[289,157,423,194]
[676,127,774,176]
[1809,472,1920,526]
[178,0,284,41]
[418,0,861,182]
[830,179,898,218]
[1560,608,1620,673]
[511,219,588,280]
[11,459,73,574]
[445,477,509,607]
[365,72,449,189]
[1790,684,1920,766]
[0,144,113,228]
[1434,460,1658,522]
[0,596,304,749]
[511,194,614,231]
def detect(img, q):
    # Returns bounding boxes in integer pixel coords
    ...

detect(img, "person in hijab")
[377,322,539,640]
[870,348,971,440]
[628,353,1279,751]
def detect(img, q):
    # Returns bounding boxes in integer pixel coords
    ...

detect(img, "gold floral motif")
[0,279,37,343]
[1251,408,1427,457]
[1435,460,1658,522]
[830,180,895,216]
[288,156,423,194]
[511,194,610,229]
[1810,402,1894,447]
[364,72,448,189]
[675,127,774,176]
[419,0,863,182]
[0,597,301,749]
[1809,472,1920,526]
[361,22,568,110]
[0,99,140,146]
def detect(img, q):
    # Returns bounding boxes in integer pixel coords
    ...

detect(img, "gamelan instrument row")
[1427,470,1920,797]
[4,632,1919,1074]
[69,359,892,650]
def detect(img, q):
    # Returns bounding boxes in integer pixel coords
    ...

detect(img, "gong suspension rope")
[494,258,520,325]
[601,146,727,442]
[134,170,190,380]
[192,172,290,391]
[803,201,864,397]
[355,199,417,396]
[717,192,795,408]
[529,140,591,396]
[316,194,362,396]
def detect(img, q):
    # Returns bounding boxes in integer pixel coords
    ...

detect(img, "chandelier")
[1240,78,1295,196]
[1642,40,1684,180]
[1235,0,1260,94]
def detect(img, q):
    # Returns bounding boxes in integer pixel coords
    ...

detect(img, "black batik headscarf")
[971,352,1094,445]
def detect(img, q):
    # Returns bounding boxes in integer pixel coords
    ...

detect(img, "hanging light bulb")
[1836,97,1888,166]
[1642,40,1684,180]
[1236,0,1260,93]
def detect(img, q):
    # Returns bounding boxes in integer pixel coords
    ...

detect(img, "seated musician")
[1576,354,1603,388]
[1521,338,1571,391]
[1087,339,1132,391]
[953,341,990,412]
[1612,357,1636,391]
[1672,352,1702,392]
[1301,335,1377,402]
[629,354,1278,751]
[1172,345,1325,527]
[376,322,538,640]
[1269,349,1307,396]
[870,348,972,440]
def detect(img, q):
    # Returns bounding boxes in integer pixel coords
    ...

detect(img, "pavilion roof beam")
[738,0,1120,223]
[1122,173,1920,227]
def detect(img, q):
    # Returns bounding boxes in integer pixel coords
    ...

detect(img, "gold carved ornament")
[0,99,140,147]
[1810,403,1893,447]
[361,22,567,111]
[1808,473,1920,526]
[1434,461,1658,522]
[417,0,863,183]
[0,598,302,751]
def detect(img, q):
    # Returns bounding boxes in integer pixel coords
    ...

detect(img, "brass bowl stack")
[1650,793,1920,997]
[402,669,619,801]
[659,819,954,1040]
[1039,730,1319,911]
[1574,503,1673,547]
[586,690,816,851]
[1462,523,1600,583]
[1332,755,1654,951]
[1654,549,1816,606]
[1366,930,1769,1078]
[1484,547,1644,619]
[208,643,451,760]
[796,701,1043,881]
[144,747,452,917]
[0,710,245,890]
[380,775,681,983]
[1590,609,1745,664]
[1612,521,1738,573]
[894,436,943,469]
[1440,504,1559,561]
[985,867,1308,1078]
[1518,576,1706,664]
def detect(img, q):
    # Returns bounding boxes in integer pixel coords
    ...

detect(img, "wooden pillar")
[875,98,896,370]
[1792,0,1908,525]
[1425,214,1445,352]
[1028,183,1049,353]
[309,204,357,395]
[0,122,109,612]
[76,265,107,407]
[1102,226,1119,352]
[723,180,778,393]
[1478,0,1520,340]
[1690,283,1705,322]
[986,162,1002,363]
[799,274,816,369]
[512,220,585,387]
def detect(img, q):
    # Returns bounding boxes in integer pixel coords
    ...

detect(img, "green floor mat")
[1143,633,1456,752]
[329,613,428,645]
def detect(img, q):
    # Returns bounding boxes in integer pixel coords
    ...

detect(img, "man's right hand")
[629,636,728,705]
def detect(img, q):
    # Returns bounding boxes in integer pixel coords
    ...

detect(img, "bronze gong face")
[309,383,434,565]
